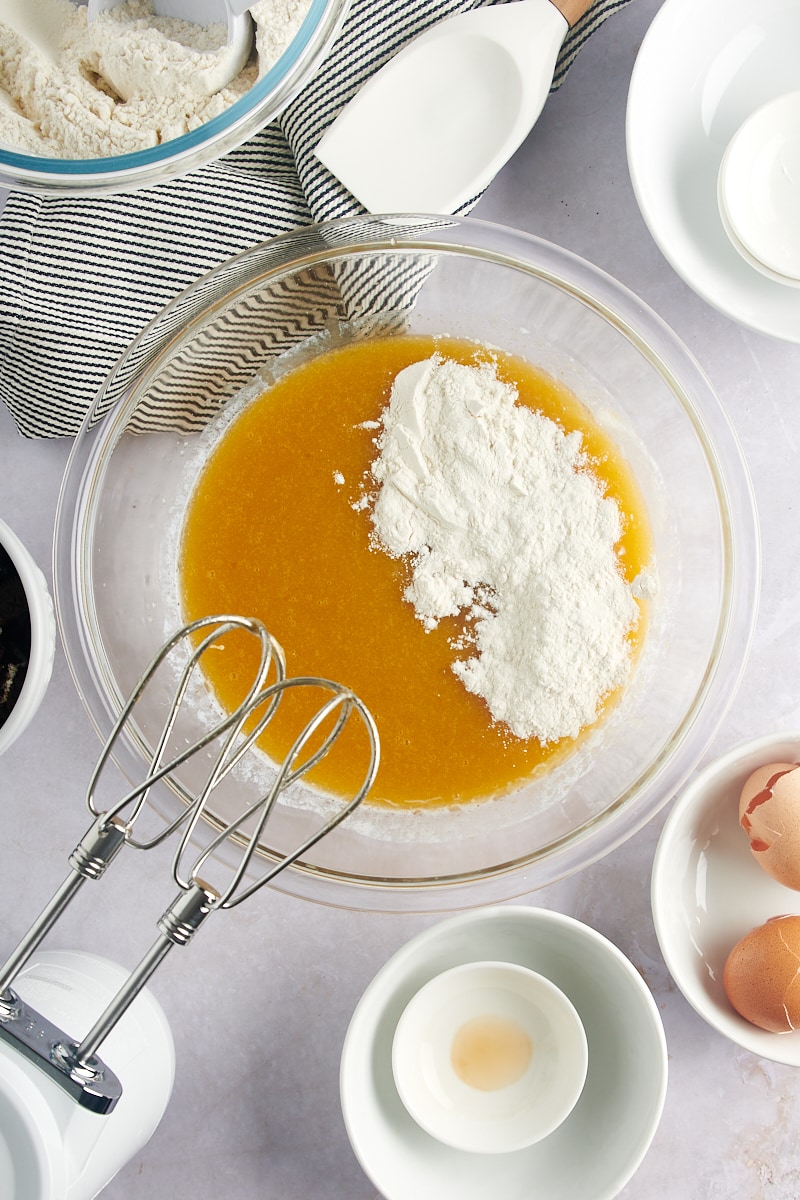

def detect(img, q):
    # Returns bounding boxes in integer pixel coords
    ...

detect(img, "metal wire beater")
[0,615,379,1111]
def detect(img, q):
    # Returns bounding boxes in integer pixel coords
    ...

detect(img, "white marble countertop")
[3,0,800,1195]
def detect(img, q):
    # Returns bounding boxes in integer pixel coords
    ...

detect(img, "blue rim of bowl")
[0,0,341,180]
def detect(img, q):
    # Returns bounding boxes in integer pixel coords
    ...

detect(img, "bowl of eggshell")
[652,732,800,1063]
[53,213,760,911]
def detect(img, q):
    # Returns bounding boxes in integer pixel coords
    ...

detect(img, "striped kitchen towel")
[0,0,631,439]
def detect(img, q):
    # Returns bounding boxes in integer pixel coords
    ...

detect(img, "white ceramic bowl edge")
[0,517,55,754]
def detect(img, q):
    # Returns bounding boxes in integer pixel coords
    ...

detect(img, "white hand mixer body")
[0,952,174,1200]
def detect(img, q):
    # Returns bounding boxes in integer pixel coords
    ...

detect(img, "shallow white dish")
[626,0,800,341]
[340,906,667,1200]
[652,732,800,1065]
[717,90,800,283]
[717,198,800,291]
[392,960,587,1154]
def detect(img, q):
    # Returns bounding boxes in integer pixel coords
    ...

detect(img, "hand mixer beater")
[0,614,379,1197]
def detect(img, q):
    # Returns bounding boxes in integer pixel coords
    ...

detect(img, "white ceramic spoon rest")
[315,0,594,214]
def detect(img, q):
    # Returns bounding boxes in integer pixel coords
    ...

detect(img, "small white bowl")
[716,206,800,290]
[652,732,800,1065]
[0,519,55,755]
[341,906,667,1200]
[718,91,800,285]
[391,960,588,1154]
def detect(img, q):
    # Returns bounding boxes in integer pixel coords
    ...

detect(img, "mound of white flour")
[368,356,642,744]
[0,0,310,157]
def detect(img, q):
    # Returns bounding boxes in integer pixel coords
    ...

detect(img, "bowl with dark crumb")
[0,519,55,754]
[53,214,759,911]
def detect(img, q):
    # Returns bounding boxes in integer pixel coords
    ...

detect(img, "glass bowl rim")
[52,213,762,911]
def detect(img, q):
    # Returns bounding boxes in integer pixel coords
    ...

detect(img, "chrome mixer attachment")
[0,615,379,1112]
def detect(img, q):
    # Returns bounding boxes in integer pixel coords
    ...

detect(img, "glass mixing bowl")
[53,214,760,911]
[0,0,348,195]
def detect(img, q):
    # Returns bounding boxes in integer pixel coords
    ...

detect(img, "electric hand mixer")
[0,614,379,1199]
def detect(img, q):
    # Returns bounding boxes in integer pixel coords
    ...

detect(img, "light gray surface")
[2,0,800,1195]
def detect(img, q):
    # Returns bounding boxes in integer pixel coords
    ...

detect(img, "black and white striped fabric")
[0,0,631,439]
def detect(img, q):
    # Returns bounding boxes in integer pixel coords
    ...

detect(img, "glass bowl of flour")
[0,0,348,194]
[53,214,760,911]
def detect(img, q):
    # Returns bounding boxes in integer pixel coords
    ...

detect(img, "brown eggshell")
[724,915,800,1033]
[739,761,800,890]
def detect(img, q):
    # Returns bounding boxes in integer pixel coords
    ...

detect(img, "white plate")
[626,0,800,341]
[340,906,667,1200]
[717,90,800,283]
[651,732,800,1065]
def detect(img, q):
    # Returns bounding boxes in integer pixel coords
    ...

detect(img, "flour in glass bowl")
[368,356,647,745]
[0,0,311,157]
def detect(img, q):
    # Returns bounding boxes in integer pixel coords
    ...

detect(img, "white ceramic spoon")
[88,0,253,98]
[315,0,594,214]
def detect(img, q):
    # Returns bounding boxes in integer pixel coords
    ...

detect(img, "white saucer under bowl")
[652,732,800,1065]
[717,91,800,287]
[340,906,667,1200]
[626,0,800,341]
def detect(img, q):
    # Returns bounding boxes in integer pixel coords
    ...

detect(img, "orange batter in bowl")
[179,335,652,808]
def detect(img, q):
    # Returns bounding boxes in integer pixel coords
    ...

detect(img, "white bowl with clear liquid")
[391,960,588,1154]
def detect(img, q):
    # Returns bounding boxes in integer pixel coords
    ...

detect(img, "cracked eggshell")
[723,914,800,1033]
[739,762,800,890]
